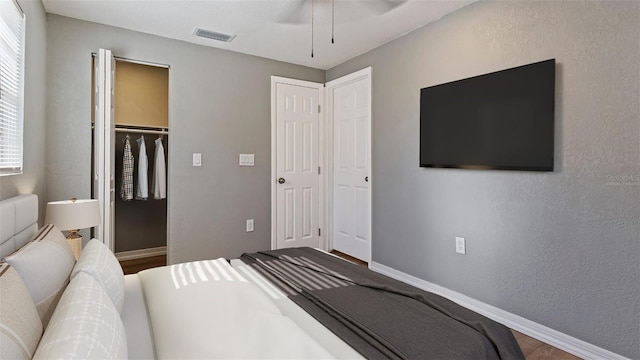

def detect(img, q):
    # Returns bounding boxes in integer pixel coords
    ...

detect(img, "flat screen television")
[420,59,555,171]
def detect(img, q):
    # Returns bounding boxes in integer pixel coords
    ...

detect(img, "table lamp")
[45,198,101,259]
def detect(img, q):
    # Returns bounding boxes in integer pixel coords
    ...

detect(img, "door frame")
[325,67,372,262]
[271,68,372,260]
[93,50,172,257]
[270,76,325,250]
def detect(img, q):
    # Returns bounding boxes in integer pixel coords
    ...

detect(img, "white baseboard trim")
[116,246,167,261]
[370,261,630,360]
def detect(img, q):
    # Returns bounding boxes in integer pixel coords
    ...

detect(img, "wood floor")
[119,254,166,275]
[121,252,582,360]
[330,250,368,266]
[512,330,581,360]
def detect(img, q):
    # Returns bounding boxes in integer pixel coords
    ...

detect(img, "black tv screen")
[420,59,555,171]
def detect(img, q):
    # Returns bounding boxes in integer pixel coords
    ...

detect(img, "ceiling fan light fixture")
[193,27,236,43]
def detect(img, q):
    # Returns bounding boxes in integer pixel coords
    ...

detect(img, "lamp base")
[66,230,82,260]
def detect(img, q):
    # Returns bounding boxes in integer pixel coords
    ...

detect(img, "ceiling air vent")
[193,28,236,43]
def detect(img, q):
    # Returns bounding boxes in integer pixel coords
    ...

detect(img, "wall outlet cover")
[246,219,254,232]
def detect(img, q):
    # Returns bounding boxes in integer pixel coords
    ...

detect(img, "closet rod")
[115,128,168,135]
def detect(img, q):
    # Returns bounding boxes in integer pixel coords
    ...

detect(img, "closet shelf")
[115,125,168,136]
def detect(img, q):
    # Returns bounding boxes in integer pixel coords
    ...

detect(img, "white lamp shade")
[45,199,101,231]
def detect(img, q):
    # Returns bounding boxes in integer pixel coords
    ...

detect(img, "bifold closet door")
[93,48,116,252]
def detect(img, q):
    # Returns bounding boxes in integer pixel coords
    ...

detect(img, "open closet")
[92,49,169,260]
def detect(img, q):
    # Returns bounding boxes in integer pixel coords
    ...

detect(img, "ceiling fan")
[276,0,408,25]
[275,0,408,57]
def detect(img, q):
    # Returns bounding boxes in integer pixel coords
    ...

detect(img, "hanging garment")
[120,135,134,201]
[135,135,149,200]
[152,137,167,199]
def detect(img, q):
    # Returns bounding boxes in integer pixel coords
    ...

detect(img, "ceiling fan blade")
[275,0,309,25]
[357,0,408,15]
[274,0,406,26]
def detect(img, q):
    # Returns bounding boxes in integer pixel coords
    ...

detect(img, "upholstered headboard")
[0,194,38,259]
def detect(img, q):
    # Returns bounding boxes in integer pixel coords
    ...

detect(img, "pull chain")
[331,0,335,44]
[311,0,314,58]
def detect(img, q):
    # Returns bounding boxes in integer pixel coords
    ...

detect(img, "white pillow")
[5,224,75,326]
[33,272,127,359]
[0,263,43,360]
[71,239,125,313]
[30,224,76,260]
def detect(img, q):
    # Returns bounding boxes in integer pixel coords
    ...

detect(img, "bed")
[0,194,524,359]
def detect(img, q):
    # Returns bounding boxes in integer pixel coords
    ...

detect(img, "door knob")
[365,176,369,182]
[278,177,286,184]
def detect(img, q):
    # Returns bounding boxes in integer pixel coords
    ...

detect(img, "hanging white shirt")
[153,137,167,199]
[135,135,149,200]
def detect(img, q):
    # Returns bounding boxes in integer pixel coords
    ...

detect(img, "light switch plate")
[246,219,254,232]
[239,154,255,166]
[455,237,466,255]
[193,153,202,167]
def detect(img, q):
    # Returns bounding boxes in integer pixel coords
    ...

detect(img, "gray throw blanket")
[241,248,524,360]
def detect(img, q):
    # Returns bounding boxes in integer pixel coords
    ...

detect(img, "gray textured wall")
[0,0,48,223]
[45,15,324,261]
[327,1,639,358]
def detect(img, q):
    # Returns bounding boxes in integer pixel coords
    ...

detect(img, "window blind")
[0,0,25,176]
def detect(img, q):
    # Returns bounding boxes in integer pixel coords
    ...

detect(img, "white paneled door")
[274,81,322,249]
[327,69,371,262]
[93,48,116,252]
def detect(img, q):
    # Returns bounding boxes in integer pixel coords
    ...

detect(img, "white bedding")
[138,258,335,359]
[230,259,364,360]
[122,274,155,359]
[0,194,359,359]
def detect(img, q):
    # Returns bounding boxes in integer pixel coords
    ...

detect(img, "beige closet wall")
[115,61,168,128]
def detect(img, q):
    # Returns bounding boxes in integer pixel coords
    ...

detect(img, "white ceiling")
[42,0,475,70]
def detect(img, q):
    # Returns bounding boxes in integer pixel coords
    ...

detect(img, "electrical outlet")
[193,153,202,167]
[455,237,466,255]
[246,219,254,232]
